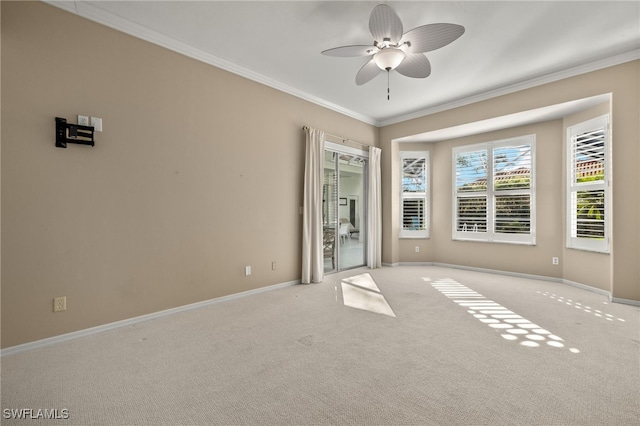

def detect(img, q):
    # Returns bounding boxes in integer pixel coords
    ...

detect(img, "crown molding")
[43,1,378,126]
[43,1,639,129]
[378,48,640,127]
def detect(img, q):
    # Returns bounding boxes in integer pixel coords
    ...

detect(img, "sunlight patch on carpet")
[432,278,579,353]
[341,273,396,318]
[537,291,626,322]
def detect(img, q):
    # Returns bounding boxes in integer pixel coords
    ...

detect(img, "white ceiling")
[48,1,639,127]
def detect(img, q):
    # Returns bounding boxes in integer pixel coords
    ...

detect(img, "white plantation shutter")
[570,189,605,237]
[323,164,337,227]
[453,136,535,244]
[400,152,429,238]
[493,143,533,237]
[567,115,609,253]
[455,148,488,233]
[495,194,530,233]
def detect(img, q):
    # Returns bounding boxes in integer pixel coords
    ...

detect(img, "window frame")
[452,135,536,245]
[566,115,610,253]
[399,151,430,239]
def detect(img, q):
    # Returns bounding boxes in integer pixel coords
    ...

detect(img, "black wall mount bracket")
[55,117,95,148]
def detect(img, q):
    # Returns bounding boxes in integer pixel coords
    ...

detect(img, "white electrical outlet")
[78,115,89,126]
[552,257,559,265]
[415,246,420,253]
[245,266,252,276]
[272,261,277,271]
[53,296,66,312]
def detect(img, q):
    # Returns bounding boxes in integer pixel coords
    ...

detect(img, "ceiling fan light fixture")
[322,4,464,89]
[374,48,406,71]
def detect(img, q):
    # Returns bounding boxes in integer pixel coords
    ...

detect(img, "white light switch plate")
[90,117,102,132]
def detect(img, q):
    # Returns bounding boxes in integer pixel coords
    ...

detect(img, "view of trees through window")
[400,153,429,238]
[572,129,606,240]
[455,143,532,236]
[402,157,427,231]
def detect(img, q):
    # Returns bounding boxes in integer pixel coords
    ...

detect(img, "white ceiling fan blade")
[401,23,465,53]
[321,45,377,57]
[369,4,403,44]
[356,58,382,85]
[395,53,432,79]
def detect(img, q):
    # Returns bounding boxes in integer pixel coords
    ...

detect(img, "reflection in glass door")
[323,143,368,273]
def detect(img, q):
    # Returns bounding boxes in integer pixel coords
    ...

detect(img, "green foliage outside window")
[575,172,605,239]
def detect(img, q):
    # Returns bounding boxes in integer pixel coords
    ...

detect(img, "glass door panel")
[323,144,367,273]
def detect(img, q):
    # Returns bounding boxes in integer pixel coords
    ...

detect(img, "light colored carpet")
[2,266,639,425]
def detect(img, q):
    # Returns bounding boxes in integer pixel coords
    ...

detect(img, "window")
[400,151,429,238]
[567,115,610,253]
[453,136,535,244]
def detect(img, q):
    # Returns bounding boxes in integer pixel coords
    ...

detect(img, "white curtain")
[301,127,325,283]
[367,146,382,268]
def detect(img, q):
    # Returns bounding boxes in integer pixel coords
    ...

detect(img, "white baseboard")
[390,261,559,281]
[611,296,640,307]
[433,262,561,283]
[561,278,611,298]
[398,262,434,267]
[4,264,636,357]
[1,279,300,357]
[387,262,637,305]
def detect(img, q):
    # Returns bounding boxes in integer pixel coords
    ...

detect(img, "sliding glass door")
[323,142,368,273]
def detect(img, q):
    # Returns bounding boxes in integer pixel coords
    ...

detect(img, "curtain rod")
[303,126,370,149]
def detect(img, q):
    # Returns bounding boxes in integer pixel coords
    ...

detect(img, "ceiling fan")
[322,4,465,98]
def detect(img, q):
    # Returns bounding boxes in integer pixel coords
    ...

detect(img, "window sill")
[566,246,610,255]
[452,237,535,246]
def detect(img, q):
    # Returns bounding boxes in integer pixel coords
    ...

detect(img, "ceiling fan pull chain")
[387,70,390,100]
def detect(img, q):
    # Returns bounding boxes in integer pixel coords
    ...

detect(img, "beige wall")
[430,120,565,278]
[380,61,639,302]
[2,2,638,349]
[0,1,3,341]
[0,2,376,348]
[394,120,568,279]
